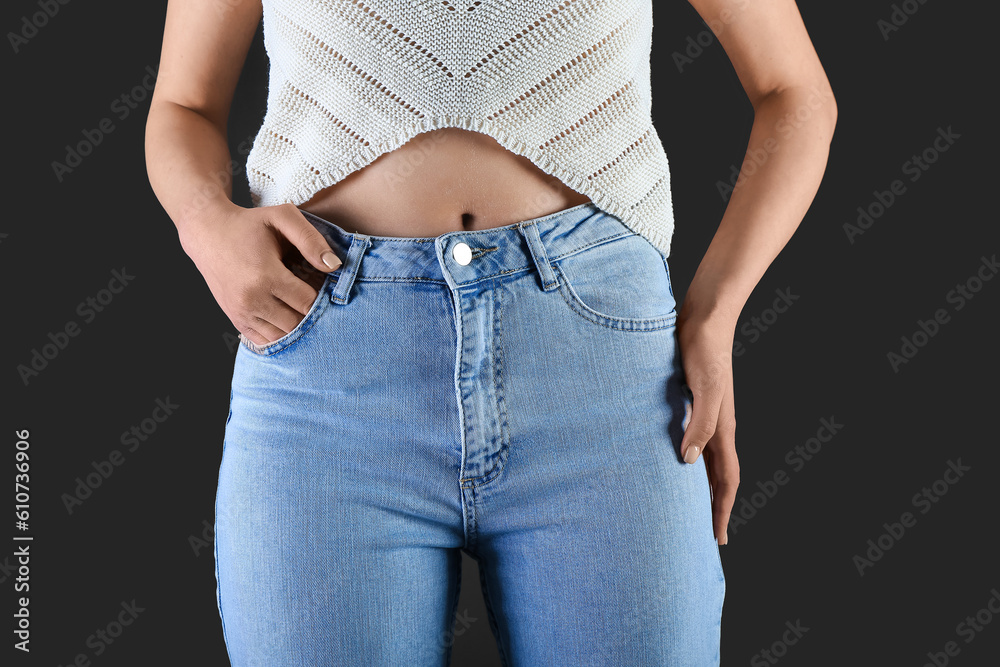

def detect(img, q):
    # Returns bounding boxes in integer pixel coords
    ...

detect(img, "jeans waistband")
[298,202,647,297]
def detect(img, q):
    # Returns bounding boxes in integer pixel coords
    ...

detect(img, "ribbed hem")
[248,115,675,258]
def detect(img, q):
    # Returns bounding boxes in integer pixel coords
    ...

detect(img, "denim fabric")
[214,202,724,666]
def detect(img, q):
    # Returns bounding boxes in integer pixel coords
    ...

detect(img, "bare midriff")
[298,128,592,238]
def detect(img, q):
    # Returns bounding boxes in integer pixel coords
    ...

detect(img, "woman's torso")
[298,128,592,237]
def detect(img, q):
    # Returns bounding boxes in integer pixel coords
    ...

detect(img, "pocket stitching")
[552,262,676,332]
[238,272,335,356]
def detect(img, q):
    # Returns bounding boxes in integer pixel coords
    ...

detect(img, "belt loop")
[518,221,559,292]
[330,233,371,305]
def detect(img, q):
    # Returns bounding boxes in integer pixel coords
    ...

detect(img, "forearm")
[683,84,838,325]
[144,101,242,252]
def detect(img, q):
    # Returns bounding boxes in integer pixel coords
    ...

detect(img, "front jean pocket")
[238,271,337,356]
[551,233,677,331]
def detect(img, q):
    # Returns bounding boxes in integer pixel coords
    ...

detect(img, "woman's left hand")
[676,306,741,546]
[668,0,838,547]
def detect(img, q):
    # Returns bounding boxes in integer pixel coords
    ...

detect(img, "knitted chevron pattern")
[246,0,678,256]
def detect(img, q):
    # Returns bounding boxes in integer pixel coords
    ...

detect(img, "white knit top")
[246,0,678,256]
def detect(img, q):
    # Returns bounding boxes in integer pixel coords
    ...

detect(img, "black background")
[4,1,997,665]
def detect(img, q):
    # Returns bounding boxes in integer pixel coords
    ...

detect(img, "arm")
[144,0,341,346]
[676,0,838,545]
[144,0,261,240]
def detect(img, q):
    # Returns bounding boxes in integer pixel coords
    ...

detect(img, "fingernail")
[321,251,341,269]
[683,445,700,464]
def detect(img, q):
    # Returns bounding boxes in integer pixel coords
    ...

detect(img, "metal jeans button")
[453,242,472,266]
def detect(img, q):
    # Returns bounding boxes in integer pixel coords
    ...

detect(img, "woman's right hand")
[178,202,343,347]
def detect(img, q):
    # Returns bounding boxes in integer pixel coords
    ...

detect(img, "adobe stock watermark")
[223,331,242,354]
[750,619,810,666]
[852,458,971,577]
[732,287,799,357]
[376,130,578,222]
[188,518,217,557]
[843,126,960,244]
[54,600,145,665]
[670,0,750,73]
[886,253,997,373]
[716,84,834,202]
[7,0,73,54]
[922,587,1000,667]
[16,267,136,386]
[60,396,179,515]
[728,416,844,536]
[12,544,31,652]
[438,608,479,655]
[179,126,261,223]
[877,0,933,42]
[378,128,451,194]
[51,64,159,183]
[188,497,244,558]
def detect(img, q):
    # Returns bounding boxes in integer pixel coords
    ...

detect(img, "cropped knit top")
[246,0,678,257]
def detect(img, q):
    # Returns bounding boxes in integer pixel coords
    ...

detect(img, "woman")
[145,0,836,664]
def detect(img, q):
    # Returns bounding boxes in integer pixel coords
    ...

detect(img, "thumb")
[271,204,342,272]
[680,381,722,464]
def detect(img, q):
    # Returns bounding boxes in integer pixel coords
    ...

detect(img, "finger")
[703,445,716,502]
[708,380,739,545]
[680,368,726,464]
[241,318,286,347]
[268,204,343,273]
[260,295,315,338]
[242,289,317,346]
[271,272,322,318]
[240,326,270,347]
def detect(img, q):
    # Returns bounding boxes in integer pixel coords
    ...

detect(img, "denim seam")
[458,287,508,484]
[493,280,511,484]
[447,232,633,289]
[346,275,450,284]
[463,484,479,553]
[356,237,437,243]
[459,284,511,488]
[238,277,334,356]
[328,233,635,286]
[471,246,499,258]
[213,441,235,666]
[547,230,636,263]
[662,253,675,298]
[552,263,678,331]
[213,516,234,666]
[460,460,507,487]
[461,460,506,487]
[451,266,530,290]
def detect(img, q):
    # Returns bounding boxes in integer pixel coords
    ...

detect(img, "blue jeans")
[214,202,725,666]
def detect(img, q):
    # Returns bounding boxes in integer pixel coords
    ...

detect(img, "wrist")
[178,195,241,231]
[175,198,243,258]
[679,279,746,329]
